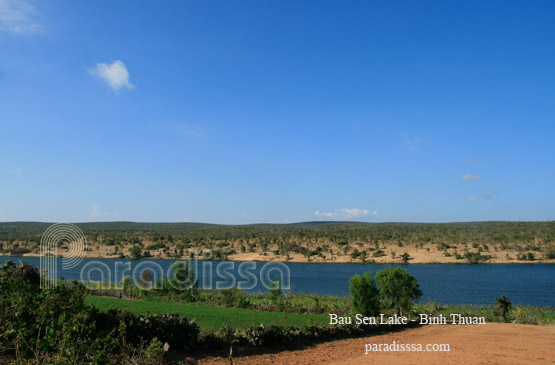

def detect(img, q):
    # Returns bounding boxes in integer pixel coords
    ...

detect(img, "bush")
[0,260,200,363]
[464,251,492,264]
[375,267,422,315]
[145,243,167,251]
[9,247,32,255]
[218,287,251,308]
[494,295,512,321]
[165,261,197,293]
[129,245,143,259]
[104,309,199,351]
[349,272,379,316]
[144,337,167,364]
[269,276,284,302]
[0,261,108,361]
[372,249,385,257]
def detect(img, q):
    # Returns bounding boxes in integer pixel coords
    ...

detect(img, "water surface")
[1,256,553,306]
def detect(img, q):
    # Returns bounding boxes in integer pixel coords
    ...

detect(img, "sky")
[0,0,554,224]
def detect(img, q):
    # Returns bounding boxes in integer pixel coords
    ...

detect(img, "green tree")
[375,267,422,315]
[494,295,512,321]
[349,272,380,316]
[166,261,198,299]
[130,245,142,259]
[400,252,411,263]
[360,250,368,262]
[269,274,283,302]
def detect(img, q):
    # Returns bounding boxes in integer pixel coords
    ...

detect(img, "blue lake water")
[1,256,554,306]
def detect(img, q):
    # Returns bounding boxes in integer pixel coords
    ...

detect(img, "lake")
[1,256,554,306]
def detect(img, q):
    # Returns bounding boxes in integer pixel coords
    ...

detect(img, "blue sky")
[1,0,554,224]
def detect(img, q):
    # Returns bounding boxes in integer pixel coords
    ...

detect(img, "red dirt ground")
[198,323,555,364]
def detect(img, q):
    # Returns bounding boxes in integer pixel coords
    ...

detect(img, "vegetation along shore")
[1,221,555,264]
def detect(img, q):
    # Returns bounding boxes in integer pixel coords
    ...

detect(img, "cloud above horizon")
[89,204,118,218]
[314,208,377,219]
[465,196,477,203]
[167,123,201,137]
[0,0,42,34]
[89,60,134,91]
[461,174,482,182]
[2,168,23,176]
[404,138,424,152]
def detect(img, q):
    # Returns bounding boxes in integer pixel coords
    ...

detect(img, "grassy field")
[85,296,328,332]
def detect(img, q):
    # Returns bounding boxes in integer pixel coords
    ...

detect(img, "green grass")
[85,296,328,332]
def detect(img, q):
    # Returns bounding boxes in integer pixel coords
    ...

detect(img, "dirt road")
[199,323,555,364]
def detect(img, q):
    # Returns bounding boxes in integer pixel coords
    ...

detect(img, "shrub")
[349,272,379,316]
[129,245,143,259]
[144,337,167,364]
[0,261,200,362]
[145,243,167,251]
[494,295,512,321]
[269,276,283,302]
[8,247,32,255]
[105,309,199,351]
[167,261,197,290]
[218,287,251,308]
[372,249,385,257]
[464,251,491,264]
[0,261,109,361]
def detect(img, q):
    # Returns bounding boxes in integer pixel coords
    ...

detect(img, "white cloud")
[482,190,492,198]
[314,208,377,219]
[0,0,42,34]
[404,138,424,152]
[89,205,101,218]
[461,174,482,182]
[465,196,477,203]
[89,204,118,218]
[314,210,336,218]
[170,123,201,137]
[3,168,22,176]
[89,60,134,91]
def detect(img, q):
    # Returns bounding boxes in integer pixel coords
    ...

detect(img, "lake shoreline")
[2,253,554,265]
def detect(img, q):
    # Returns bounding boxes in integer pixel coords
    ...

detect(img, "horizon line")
[1,219,554,226]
